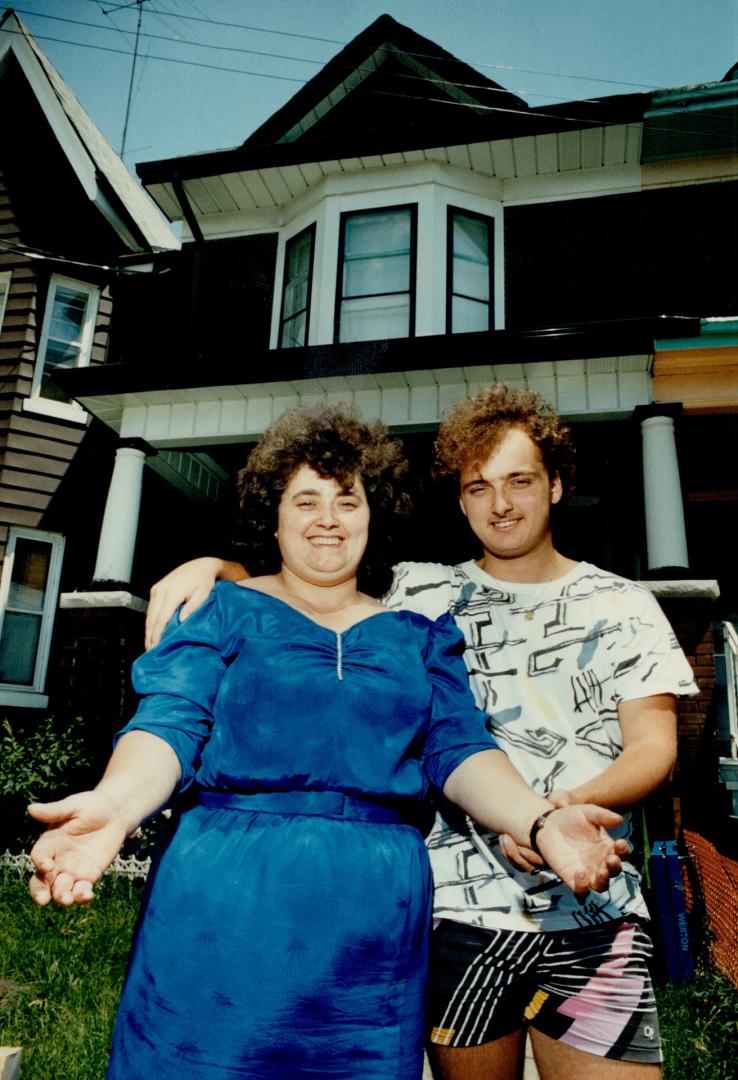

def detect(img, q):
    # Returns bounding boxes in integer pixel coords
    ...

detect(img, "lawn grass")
[2,869,738,1079]
[0,871,141,1080]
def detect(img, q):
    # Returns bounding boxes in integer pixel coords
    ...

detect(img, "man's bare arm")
[145,557,247,649]
[549,693,677,810]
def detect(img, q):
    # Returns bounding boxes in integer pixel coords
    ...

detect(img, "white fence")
[0,850,151,880]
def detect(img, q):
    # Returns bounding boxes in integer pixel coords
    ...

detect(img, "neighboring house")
[9,15,738,835]
[0,9,179,711]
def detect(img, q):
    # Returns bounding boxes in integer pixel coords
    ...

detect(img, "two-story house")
[9,14,737,832]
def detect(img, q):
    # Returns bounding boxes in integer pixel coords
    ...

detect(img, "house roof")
[136,13,647,189]
[0,8,178,253]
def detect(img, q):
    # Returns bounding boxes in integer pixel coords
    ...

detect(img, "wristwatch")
[529,808,558,855]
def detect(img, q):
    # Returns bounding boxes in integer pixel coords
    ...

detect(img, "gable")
[243,14,529,151]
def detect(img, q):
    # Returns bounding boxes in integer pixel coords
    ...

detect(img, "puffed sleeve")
[421,612,499,791]
[114,589,229,792]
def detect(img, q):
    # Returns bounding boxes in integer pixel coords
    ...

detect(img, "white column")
[93,442,149,584]
[640,413,689,571]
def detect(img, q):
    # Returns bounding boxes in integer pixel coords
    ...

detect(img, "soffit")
[144,123,644,222]
[74,354,654,448]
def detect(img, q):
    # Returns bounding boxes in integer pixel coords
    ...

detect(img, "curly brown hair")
[234,403,412,597]
[434,384,575,493]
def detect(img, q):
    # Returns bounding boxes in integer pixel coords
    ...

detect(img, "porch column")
[636,404,689,572]
[93,438,155,585]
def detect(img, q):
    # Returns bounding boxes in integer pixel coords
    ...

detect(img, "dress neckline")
[223,579,396,635]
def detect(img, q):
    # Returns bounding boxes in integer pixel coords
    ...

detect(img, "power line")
[12,10,627,109]
[14,7,330,70]
[23,3,662,92]
[6,24,728,145]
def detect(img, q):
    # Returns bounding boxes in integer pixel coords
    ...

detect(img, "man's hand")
[534,804,630,894]
[146,557,246,649]
[28,791,129,906]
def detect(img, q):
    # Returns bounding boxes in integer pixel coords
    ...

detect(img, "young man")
[146,385,696,1080]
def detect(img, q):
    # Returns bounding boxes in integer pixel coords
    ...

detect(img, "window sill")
[0,688,49,709]
[22,397,89,425]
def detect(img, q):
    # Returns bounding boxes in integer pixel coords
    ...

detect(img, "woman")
[29,404,625,1080]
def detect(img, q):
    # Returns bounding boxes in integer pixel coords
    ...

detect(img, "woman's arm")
[146,557,246,649]
[28,731,181,907]
[443,749,628,894]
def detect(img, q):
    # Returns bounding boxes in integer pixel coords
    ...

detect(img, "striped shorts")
[427,918,661,1063]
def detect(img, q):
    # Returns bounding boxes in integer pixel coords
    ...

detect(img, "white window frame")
[0,271,11,331]
[0,527,65,708]
[29,274,99,419]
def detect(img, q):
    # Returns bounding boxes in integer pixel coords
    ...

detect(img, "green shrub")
[0,716,96,852]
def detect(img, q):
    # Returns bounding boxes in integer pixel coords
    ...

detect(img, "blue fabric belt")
[197,789,408,825]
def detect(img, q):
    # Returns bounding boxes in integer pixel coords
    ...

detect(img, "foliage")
[1,865,737,1080]
[0,715,96,851]
[0,716,93,798]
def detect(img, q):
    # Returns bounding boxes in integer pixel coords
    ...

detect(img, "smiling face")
[276,464,370,588]
[458,426,562,577]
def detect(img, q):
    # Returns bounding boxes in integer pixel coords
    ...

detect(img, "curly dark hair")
[433,384,575,495]
[234,403,412,597]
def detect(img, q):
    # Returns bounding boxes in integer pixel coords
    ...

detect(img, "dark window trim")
[334,204,417,344]
[278,222,316,349]
[446,205,494,334]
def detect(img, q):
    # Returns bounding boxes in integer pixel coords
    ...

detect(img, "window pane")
[39,340,77,401]
[452,295,490,333]
[281,311,307,348]
[339,294,410,343]
[342,210,411,297]
[9,539,51,611]
[453,214,490,302]
[49,287,87,345]
[453,256,490,303]
[343,253,410,298]
[280,230,313,347]
[283,278,309,321]
[287,232,312,281]
[344,211,410,257]
[43,338,81,371]
[0,611,42,685]
[454,214,489,262]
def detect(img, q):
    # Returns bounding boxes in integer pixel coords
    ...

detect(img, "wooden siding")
[0,168,112,569]
[654,346,738,412]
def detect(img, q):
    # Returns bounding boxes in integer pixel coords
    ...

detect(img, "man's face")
[458,426,562,565]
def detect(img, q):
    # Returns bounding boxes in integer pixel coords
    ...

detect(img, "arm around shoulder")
[145,556,247,649]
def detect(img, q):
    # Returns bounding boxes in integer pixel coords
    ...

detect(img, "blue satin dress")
[107,582,495,1080]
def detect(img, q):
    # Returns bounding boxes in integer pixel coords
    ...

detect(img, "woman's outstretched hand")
[28,791,129,907]
[533,804,630,894]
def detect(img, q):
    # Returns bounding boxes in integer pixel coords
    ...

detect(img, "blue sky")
[10,0,738,166]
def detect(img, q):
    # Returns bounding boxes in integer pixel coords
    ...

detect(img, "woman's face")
[276,464,370,588]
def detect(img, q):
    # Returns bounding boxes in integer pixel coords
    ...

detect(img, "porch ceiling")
[74,355,654,449]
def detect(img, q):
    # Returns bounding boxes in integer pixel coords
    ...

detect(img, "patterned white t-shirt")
[385,559,698,933]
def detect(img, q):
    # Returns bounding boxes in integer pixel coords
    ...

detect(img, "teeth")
[492,520,517,529]
[310,537,341,546]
